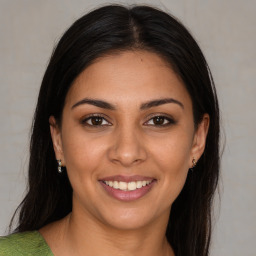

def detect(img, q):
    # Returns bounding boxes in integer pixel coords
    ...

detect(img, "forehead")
[65,50,192,109]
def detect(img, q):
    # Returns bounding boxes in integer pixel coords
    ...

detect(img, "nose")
[107,126,147,167]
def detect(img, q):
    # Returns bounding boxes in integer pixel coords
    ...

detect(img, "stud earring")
[57,159,62,173]
[192,158,197,168]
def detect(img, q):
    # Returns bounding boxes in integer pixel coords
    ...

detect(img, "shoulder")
[0,231,53,255]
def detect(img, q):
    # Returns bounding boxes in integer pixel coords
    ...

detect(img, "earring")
[192,158,197,168]
[57,159,62,173]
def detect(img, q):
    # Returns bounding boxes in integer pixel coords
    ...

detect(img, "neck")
[62,208,174,256]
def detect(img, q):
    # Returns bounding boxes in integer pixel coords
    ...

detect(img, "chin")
[97,204,167,231]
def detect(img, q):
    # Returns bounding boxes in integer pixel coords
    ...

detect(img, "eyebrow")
[140,98,184,110]
[71,97,184,110]
[71,98,115,110]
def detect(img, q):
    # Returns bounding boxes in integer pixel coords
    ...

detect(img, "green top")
[0,231,53,255]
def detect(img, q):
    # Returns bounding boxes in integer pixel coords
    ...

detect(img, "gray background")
[0,0,255,255]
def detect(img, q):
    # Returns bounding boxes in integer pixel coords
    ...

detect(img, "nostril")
[107,133,147,166]
[111,157,142,167]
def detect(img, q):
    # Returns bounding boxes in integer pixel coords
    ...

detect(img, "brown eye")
[145,115,175,127]
[91,116,103,125]
[82,115,111,126]
[152,116,165,125]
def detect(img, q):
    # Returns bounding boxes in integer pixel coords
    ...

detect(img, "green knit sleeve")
[0,231,54,255]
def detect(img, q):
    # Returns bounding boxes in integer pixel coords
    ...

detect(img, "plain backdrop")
[0,0,255,255]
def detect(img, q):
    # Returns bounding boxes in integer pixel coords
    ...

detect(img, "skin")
[40,50,209,256]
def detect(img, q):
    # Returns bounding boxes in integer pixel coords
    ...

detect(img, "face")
[50,50,209,231]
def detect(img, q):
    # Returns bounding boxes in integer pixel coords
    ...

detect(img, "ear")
[189,114,210,168]
[49,116,65,165]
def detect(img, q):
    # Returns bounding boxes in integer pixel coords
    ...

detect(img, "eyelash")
[81,114,111,127]
[144,115,176,127]
[81,114,176,128]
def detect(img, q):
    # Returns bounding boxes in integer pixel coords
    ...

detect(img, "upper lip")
[99,175,155,182]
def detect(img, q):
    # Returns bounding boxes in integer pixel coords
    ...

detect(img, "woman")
[0,4,220,256]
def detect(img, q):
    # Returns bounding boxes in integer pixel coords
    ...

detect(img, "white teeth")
[137,181,142,188]
[119,181,128,190]
[113,181,119,189]
[104,180,152,191]
[128,181,136,191]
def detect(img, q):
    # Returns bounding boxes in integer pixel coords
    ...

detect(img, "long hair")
[10,5,219,256]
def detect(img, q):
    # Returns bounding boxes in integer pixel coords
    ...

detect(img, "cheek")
[152,130,192,171]
[150,131,192,201]
[60,131,109,208]
[61,127,107,180]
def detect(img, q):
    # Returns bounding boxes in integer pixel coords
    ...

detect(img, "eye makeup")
[80,113,112,127]
[144,113,177,127]
[80,112,177,129]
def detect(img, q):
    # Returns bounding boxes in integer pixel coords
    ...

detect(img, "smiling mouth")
[99,175,156,201]
[102,180,153,191]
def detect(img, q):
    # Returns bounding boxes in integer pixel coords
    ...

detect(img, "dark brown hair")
[11,5,220,256]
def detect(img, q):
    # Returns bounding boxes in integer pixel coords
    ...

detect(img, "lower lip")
[100,181,156,202]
